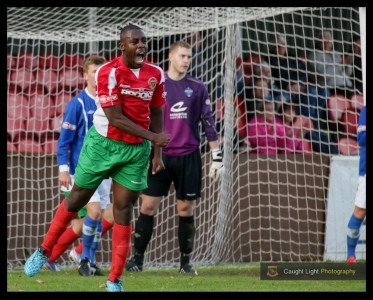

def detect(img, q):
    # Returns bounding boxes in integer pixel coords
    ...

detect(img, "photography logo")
[267,265,279,277]
[260,262,366,280]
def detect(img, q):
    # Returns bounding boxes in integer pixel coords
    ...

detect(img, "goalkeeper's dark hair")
[120,24,143,38]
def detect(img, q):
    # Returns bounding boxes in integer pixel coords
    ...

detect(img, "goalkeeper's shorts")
[142,148,201,200]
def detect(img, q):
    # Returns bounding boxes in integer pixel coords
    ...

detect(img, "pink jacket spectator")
[247,115,303,154]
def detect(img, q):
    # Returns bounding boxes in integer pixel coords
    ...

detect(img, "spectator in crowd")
[278,101,338,154]
[343,35,363,94]
[267,34,330,132]
[277,102,312,154]
[296,49,330,131]
[267,34,304,93]
[252,60,282,101]
[307,30,354,98]
[346,105,366,264]
[245,77,274,122]
[247,100,301,154]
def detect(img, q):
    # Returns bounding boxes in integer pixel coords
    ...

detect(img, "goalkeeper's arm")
[208,140,224,182]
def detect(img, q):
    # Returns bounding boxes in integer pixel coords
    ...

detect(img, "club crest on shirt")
[148,77,157,90]
[184,87,193,97]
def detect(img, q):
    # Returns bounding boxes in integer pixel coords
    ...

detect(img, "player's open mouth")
[135,52,145,64]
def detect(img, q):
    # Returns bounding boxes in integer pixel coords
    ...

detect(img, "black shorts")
[142,149,201,200]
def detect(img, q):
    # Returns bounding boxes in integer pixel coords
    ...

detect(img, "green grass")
[7,263,366,292]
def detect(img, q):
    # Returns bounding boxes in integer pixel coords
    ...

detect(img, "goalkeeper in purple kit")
[126,41,223,274]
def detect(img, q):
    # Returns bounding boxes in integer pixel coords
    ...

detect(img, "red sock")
[101,218,113,236]
[75,240,83,255]
[108,223,132,282]
[75,218,113,254]
[48,226,80,262]
[41,198,77,256]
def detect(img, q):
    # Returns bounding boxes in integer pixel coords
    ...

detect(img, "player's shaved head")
[120,24,143,39]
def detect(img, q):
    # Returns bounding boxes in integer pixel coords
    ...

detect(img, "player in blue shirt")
[44,55,114,275]
[126,41,223,274]
[346,105,366,264]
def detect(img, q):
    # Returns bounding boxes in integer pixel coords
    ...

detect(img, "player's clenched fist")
[153,133,171,147]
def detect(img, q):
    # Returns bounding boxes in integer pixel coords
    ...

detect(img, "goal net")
[7,7,364,269]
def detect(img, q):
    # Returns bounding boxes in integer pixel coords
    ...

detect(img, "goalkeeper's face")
[169,46,192,75]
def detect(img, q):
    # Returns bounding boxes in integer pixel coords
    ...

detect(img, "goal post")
[7,7,364,269]
[359,7,366,105]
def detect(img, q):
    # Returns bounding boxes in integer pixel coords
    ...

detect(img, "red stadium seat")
[61,54,85,69]
[40,134,59,154]
[9,69,36,92]
[7,117,26,140]
[16,52,40,70]
[35,69,61,94]
[14,136,43,154]
[327,94,350,122]
[338,137,359,155]
[7,92,30,119]
[341,111,358,138]
[350,94,364,112]
[60,68,85,91]
[7,54,16,70]
[28,93,56,119]
[54,91,74,116]
[50,114,64,133]
[7,140,17,152]
[25,117,50,138]
[39,53,61,70]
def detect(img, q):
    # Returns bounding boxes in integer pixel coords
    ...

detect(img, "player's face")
[119,29,147,68]
[84,64,101,90]
[169,46,192,75]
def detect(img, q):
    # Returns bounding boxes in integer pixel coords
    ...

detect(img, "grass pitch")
[7,263,366,292]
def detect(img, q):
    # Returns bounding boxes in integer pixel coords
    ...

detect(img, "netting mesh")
[7,7,364,269]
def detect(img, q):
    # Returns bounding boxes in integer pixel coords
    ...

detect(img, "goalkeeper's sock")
[108,222,132,282]
[133,213,154,254]
[42,198,77,256]
[81,215,100,262]
[178,216,195,256]
[347,214,364,258]
[180,252,191,267]
[89,222,102,263]
[49,226,80,262]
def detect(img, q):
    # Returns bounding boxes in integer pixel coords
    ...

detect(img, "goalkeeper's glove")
[208,147,224,182]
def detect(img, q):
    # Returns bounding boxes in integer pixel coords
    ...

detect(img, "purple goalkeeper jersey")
[162,73,218,156]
